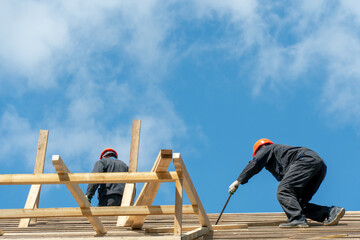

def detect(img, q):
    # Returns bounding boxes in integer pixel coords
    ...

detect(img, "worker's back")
[87,157,128,198]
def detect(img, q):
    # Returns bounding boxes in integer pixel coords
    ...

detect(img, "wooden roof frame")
[0,121,245,239]
[0,150,218,239]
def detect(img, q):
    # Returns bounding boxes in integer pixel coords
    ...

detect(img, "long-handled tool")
[215,193,232,225]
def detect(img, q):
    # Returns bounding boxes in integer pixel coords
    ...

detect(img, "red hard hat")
[100,148,118,159]
[253,138,273,157]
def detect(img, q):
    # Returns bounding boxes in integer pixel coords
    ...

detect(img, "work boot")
[323,206,345,226]
[279,219,309,228]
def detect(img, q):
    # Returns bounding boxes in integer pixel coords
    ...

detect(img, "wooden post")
[123,149,172,229]
[174,178,183,236]
[52,155,107,235]
[19,130,49,228]
[173,153,213,231]
[117,119,141,226]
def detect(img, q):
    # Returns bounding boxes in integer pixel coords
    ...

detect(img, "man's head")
[100,148,118,159]
[253,138,273,157]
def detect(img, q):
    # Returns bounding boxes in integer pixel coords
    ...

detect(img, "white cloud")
[192,0,360,123]
[0,0,187,172]
[0,108,38,169]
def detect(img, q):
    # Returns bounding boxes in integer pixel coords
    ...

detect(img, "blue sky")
[1,0,360,215]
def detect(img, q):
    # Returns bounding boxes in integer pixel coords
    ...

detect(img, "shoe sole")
[279,224,309,228]
[324,208,345,226]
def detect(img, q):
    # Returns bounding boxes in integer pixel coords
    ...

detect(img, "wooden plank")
[19,130,49,228]
[173,153,213,230]
[52,155,107,235]
[312,234,348,239]
[174,178,183,236]
[0,205,198,218]
[0,172,179,185]
[181,227,210,240]
[117,119,141,226]
[146,224,247,233]
[124,149,172,229]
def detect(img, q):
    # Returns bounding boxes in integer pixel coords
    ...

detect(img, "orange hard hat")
[253,138,274,157]
[100,148,118,159]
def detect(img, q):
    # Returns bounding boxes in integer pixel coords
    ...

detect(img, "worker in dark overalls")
[86,148,128,206]
[229,138,345,228]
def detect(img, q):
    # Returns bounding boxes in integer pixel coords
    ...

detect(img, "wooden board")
[0,172,179,185]
[117,119,141,226]
[0,212,359,239]
[0,205,198,218]
[19,130,49,228]
[52,155,107,235]
[124,150,173,229]
[173,153,213,230]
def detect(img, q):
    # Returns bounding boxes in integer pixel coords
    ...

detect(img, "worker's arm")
[85,160,105,199]
[228,157,265,194]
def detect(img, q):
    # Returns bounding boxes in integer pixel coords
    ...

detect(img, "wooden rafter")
[124,149,173,229]
[173,153,213,230]
[19,130,49,228]
[117,119,141,226]
[52,155,107,235]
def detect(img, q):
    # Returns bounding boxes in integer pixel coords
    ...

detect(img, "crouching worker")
[229,139,345,228]
[85,148,129,206]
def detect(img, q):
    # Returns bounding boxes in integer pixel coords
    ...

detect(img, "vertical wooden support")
[117,119,141,226]
[173,153,213,231]
[174,177,183,236]
[52,155,107,235]
[19,130,49,228]
[124,149,172,229]
[0,229,3,236]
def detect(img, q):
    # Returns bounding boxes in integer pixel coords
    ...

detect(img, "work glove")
[85,195,92,203]
[229,180,240,194]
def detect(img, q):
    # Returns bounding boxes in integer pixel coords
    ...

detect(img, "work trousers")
[276,154,330,222]
[98,194,123,207]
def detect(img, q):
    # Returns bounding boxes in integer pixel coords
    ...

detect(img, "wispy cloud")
[0,0,187,171]
[192,0,360,124]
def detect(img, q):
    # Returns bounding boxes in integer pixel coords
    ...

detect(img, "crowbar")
[215,193,232,225]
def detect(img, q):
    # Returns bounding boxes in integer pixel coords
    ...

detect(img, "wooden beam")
[0,205,198,219]
[0,172,179,185]
[52,155,107,235]
[124,149,173,229]
[173,153,213,230]
[19,130,49,228]
[174,178,183,236]
[181,227,210,240]
[117,119,141,226]
[0,230,3,236]
[145,223,248,233]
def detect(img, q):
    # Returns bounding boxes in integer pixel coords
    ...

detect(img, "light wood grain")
[117,120,141,226]
[125,150,172,229]
[19,130,49,228]
[52,155,107,235]
[0,172,179,185]
[173,153,213,231]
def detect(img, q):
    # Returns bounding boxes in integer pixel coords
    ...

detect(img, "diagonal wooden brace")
[19,130,49,228]
[173,153,213,231]
[123,149,173,229]
[52,155,107,235]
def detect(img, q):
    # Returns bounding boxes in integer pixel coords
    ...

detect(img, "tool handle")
[215,194,232,225]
